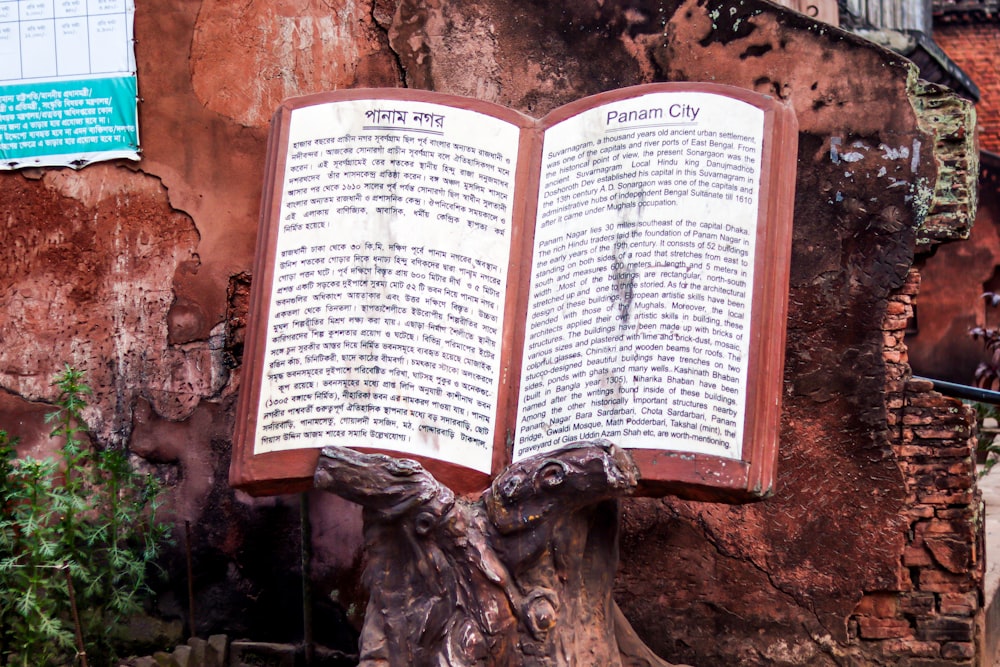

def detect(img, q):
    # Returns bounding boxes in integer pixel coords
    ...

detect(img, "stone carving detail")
[314,442,684,666]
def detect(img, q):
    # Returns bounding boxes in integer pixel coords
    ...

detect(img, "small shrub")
[0,366,171,666]
[970,401,1000,476]
[970,292,1000,390]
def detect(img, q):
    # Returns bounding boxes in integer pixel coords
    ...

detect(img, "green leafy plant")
[0,366,170,666]
[968,292,1000,475]
[970,292,1000,391]
[970,401,1000,476]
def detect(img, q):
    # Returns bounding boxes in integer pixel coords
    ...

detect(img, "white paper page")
[254,99,520,475]
[514,91,765,462]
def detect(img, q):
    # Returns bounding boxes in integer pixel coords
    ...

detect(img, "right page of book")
[513,89,765,462]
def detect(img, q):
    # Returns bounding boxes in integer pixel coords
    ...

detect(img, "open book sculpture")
[231,83,797,503]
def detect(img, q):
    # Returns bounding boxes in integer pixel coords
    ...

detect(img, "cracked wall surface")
[0,165,201,444]
[0,0,980,663]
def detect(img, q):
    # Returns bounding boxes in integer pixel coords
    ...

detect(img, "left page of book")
[250,95,523,476]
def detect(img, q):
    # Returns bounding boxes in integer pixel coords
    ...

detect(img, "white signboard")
[0,0,138,169]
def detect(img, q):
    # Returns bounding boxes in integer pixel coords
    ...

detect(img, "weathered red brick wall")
[935,22,1000,154]
[852,270,984,662]
[0,0,982,664]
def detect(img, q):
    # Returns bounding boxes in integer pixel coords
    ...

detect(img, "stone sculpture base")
[314,442,686,666]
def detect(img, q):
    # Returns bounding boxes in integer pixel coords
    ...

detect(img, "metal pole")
[300,493,314,665]
[186,520,197,639]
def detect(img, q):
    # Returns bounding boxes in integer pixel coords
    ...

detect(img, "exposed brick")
[940,641,975,660]
[938,592,978,616]
[903,544,934,567]
[857,616,913,639]
[924,536,972,573]
[884,314,909,330]
[906,379,936,394]
[918,569,975,593]
[937,24,1000,153]
[906,401,973,417]
[878,638,940,658]
[914,616,975,643]
[886,300,910,316]
[912,425,972,440]
[916,491,974,505]
[903,413,938,426]
[912,472,974,492]
[945,460,976,476]
[899,592,936,616]
[912,418,975,433]
[934,506,976,520]
[900,272,920,296]
[888,366,909,382]
[854,592,900,617]
[915,518,975,538]
[903,461,975,480]
[899,445,973,459]
[884,316,910,332]
[896,445,928,458]
[903,504,936,520]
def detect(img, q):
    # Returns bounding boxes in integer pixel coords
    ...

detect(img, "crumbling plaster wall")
[0,0,978,663]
